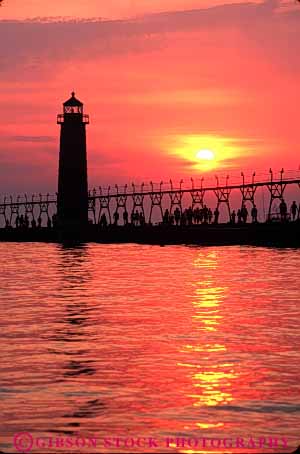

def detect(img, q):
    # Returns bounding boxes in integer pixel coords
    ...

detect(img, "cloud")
[0,1,299,76]
[10,135,55,143]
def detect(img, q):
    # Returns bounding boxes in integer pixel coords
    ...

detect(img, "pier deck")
[1,222,299,247]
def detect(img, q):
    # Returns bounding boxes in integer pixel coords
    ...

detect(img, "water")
[0,243,299,453]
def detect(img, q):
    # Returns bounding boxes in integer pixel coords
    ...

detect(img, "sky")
[0,0,300,194]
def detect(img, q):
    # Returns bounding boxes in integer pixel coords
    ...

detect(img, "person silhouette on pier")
[186,207,193,226]
[19,214,25,228]
[208,208,213,224]
[15,215,20,229]
[37,216,42,228]
[279,199,287,222]
[193,207,200,224]
[231,210,236,224]
[47,218,52,229]
[99,213,108,227]
[131,210,138,226]
[174,207,181,225]
[181,210,187,226]
[163,209,170,225]
[31,218,36,229]
[251,204,258,223]
[123,209,129,225]
[214,207,220,224]
[139,212,145,226]
[199,208,204,224]
[113,211,119,225]
[130,210,135,225]
[202,205,209,224]
[291,201,298,221]
[241,204,248,223]
[237,209,242,224]
[52,214,57,229]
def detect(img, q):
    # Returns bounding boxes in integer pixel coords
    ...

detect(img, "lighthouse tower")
[57,92,89,230]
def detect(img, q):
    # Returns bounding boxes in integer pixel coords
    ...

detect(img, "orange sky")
[0,0,300,194]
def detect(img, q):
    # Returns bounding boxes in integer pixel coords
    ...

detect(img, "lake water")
[0,243,299,453]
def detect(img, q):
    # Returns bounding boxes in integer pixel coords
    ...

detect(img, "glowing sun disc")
[196,149,215,160]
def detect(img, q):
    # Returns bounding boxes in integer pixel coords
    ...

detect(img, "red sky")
[0,0,300,194]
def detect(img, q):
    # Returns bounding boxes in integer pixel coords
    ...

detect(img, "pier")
[1,170,300,247]
[1,93,300,246]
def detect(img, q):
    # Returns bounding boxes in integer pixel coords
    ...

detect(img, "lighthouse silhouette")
[57,92,89,231]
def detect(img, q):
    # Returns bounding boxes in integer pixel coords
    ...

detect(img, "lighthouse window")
[64,106,83,114]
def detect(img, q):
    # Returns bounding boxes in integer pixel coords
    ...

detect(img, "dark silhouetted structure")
[57,92,89,231]
[1,92,300,246]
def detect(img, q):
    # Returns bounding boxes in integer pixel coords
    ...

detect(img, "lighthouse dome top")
[58,91,89,124]
[63,92,83,107]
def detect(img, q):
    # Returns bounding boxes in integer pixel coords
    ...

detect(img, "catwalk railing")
[1,169,300,227]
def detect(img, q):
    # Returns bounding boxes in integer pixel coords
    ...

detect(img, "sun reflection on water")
[178,251,239,450]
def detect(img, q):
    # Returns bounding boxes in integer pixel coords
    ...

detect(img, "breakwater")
[1,222,299,247]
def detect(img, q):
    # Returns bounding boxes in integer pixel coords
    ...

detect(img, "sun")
[196,149,215,161]
[166,134,245,173]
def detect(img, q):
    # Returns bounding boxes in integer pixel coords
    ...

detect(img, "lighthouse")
[57,92,89,231]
